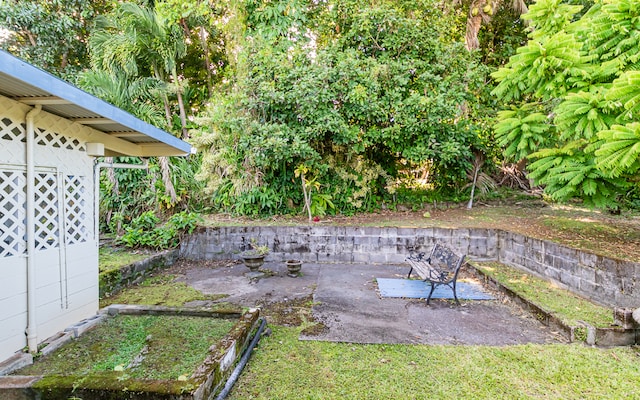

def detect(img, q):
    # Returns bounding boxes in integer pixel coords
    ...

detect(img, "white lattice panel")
[34,173,59,251]
[0,117,25,142]
[0,170,26,257]
[65,175,90,244]
[0,115,26,164]
[34,117,93,176]
[35,127,84,152]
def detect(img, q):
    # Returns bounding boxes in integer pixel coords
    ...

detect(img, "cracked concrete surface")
[177,260,567,345]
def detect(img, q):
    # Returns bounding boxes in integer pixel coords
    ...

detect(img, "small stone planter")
[241,254,266,272]
[285,259,302,277]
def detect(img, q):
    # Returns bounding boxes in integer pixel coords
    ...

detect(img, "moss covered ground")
[17,315,234,381]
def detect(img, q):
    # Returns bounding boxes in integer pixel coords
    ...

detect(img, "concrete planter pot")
[285,259,302,277]
[241,254,266,271]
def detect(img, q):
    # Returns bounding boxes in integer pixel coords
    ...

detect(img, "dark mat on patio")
[377,278,494,300]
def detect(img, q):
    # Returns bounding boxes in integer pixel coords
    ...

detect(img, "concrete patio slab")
[177,261,567,346]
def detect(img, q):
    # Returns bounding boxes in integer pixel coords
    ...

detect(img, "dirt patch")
[258,294,315,327]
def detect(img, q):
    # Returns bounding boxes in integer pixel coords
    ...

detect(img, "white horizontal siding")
[33,249,64,290]
[0,256,27,361]
[0,260,26,302]
[0,306,27,361]
[35,243,98,343]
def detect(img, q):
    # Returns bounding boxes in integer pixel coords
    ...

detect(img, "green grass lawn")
[472,262,614,328]
[229,326,640,399]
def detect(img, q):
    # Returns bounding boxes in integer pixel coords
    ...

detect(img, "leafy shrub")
[116,211,202,250]
[194,0,491,216]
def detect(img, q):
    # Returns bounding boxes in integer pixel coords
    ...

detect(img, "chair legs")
[425,281,460,305]
[452,280,460,305]
[425,282,436,305]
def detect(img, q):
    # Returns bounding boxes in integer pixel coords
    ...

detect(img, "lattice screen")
[1,171,91,257]
[34,172,59,251]
[0,170,26,257]
[0,117,25,142]
[35,127,83,151]
[65,175,90,244]
[0,116,84,151]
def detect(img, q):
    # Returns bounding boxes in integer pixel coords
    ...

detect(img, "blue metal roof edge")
[0,50,192,155]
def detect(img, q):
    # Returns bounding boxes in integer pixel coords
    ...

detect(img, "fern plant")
[492,0,640,208]
[595,123,640,177]
[607,71,640,122]
[528,141,628,208]
[554,89,618,141]
[494,105,552,162]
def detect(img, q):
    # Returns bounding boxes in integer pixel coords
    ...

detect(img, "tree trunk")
[174,73,189,139]
[465,0,488,51]
[200,26,214,96]
[159,156,177,204]
[465,0,527,51]
[159,87,178,204]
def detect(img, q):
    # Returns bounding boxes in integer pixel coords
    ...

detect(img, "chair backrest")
[429,243,464,274]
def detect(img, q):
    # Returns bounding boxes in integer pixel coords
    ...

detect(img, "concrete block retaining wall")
[180,226,639,308]
[99,249,179,297]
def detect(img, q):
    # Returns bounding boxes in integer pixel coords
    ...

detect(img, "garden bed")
[1,306,262,400]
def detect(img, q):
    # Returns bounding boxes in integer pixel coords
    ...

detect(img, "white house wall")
[0,95,98,361]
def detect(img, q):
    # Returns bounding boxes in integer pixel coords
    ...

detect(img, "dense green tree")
[156,0,228,99]
[83,1,214,218]
[492,0,640,209]
[90,2,189,136]
[194,0,490,215]
[0,0,112,78]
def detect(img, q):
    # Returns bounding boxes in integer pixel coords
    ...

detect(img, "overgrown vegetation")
[108,210,201,250]
[194,0,493,216]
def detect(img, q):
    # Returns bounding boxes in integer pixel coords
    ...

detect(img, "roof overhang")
[0,50,192,157]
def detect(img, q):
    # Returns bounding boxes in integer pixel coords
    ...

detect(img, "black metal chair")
[406,243,465,305]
